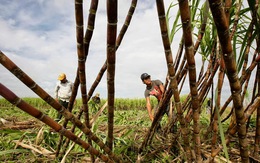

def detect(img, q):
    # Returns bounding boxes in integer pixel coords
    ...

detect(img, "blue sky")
[0,0,195,99]
[1,0,256,109]
[0,0,182,99]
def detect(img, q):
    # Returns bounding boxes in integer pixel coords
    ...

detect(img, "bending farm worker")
[92,93,101,104]
[141,73,176,123]
[141,73,165,121]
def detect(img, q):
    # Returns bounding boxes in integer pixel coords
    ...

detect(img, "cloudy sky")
[0,0,192,99]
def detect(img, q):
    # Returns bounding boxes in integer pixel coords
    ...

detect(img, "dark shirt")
[144,80,163,101]
[92,96,101,104]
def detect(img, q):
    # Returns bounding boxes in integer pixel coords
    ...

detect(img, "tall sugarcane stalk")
[62,0,137,153]
[254,63,260,157]
[224,0,232,25]
[226,96,260,144]
[208,0,249,162]
[75,0,89,129]
[106,0,117,150]
[230,0,243,38]
[182,2,215,116]
[62,0,99,126]
[220,53,259,123]
[173,39,184,72]
[178,0,202,161]
[175,1,208,87]
[87,0,137,100]
[219,54,260,117]
[58,0,100,157]
[0,83,114,163]
[208,54,259,158]
[84,0,99,56]
[197,54,220,103]
[194,1,209,54]
[139,89,173,151]
[75,0,96,161]
[72,0,137,121]
[139,2,173,151]
[241,23,254,78]
[0,51,122,163]
[184,60,218,122]
[211,48,225,161]
[155,0,192,161]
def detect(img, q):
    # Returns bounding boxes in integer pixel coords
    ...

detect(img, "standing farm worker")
[54,73,73,121]
[141,73,174,122]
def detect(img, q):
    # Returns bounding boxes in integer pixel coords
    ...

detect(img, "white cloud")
[0,0,185,99]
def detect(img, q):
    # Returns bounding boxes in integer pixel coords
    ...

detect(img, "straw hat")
[58,73,66,81]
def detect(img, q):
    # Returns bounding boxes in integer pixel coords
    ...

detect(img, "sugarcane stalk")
[220,54,260,117]
[139,89,173,151]
[61,0,138,155]
[176,1,209,86]
[178,0,202,161]
[87,0,137,100]
[253,62,260,157]
[74,0,96,162]
[156,0,192,161]
[75,0,89,129]
[230,0,243,39]
[72,0,137,126]
[106,0,117,150]
[0,51,122,163]
[0,83,113,163]
[60,1,100,155]
[211,48,225,161]
[208,0,249,161]
[84,0,99,56]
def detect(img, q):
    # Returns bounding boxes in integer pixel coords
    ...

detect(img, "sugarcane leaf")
[215,88,230,161]
[0,149,29,156]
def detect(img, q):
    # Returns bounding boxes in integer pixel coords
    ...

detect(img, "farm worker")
[90,93,101,114]
[141,73,174,122]
[54,73,73,121]
[206,98,212,114]
[92,93,101,104]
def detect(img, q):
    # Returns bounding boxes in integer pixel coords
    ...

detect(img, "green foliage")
[0,129,39,161]
[0,98,51,120]
[88,99,100,114]
[0,96,237,162]
[0,149,29,157]
[42,127,59,148]
[166,2,181,43]
[0,129,24,151]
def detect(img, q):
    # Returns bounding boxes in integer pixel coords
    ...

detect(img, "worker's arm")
[146,96,153,121]
[54,84,59,101]
[159,83,165,94]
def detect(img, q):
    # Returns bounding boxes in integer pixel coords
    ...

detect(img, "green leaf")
[0,149,29,156]
[215,88,230,161]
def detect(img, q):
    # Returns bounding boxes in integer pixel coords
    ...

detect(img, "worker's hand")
[149,115,154,121]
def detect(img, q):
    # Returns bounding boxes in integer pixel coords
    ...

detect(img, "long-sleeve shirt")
[54,80,73,102]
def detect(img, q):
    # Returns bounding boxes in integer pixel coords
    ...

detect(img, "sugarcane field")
[0,0,260,163]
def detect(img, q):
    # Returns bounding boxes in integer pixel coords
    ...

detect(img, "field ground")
[0,98,258,162]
